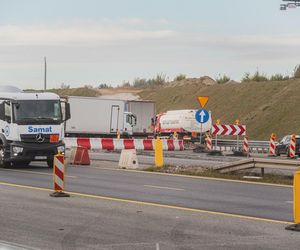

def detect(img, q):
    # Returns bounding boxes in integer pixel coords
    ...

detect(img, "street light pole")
[44,56,47,91]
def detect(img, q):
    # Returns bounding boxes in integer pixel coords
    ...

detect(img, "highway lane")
[0,162,293,222]
[1,184,299,250]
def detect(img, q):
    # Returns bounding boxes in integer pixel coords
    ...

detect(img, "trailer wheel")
[0,145,10,168]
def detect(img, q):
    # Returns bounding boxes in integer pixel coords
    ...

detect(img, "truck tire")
[0,145,10,168]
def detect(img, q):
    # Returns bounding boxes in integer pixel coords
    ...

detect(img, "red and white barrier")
[243,136,249,155]
[211,124,246,136]
[64,138,184,151]
[268,133,276,156]
[206,134,212,151]
[290,134,296,158]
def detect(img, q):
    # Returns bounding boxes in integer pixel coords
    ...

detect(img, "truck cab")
[0,86,70,167]
[123,112,136,135]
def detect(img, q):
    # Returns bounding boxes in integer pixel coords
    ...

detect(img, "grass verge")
[144,165,293,185]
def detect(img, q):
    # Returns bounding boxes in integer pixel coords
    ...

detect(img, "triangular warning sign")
[198,96,209,108]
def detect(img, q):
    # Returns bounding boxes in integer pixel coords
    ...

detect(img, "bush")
[122,81,131,88]
[215,74,230,84]
[241,70,268,82]
[98,83,110,89]
[294,65,300,78]
[60,83,70,89]
[269,74,289,81]
[133,73,168,88]
[251,70,268,82]
[174,74,186,81]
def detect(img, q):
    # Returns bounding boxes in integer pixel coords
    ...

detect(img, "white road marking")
[156,242,160,250]
[286,201,293,204]
[144,185,185,191]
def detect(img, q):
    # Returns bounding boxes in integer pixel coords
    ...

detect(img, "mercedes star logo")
[36,133,45,143]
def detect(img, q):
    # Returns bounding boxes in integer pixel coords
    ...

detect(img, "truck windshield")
[13,100,62,124]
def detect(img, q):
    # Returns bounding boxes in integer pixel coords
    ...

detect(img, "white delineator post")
[243,136,249,156]
[50,153,70,197]
[290,134,296,159]
[268,133,276,156]
[206,133,212,151]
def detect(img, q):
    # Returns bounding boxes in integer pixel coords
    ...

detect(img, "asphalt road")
[1,183,299,250]
[0,162,293,222]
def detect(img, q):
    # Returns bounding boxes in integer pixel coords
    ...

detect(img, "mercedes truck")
[0,86,70,167]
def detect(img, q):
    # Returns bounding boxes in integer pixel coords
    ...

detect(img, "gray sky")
[0,0,299,89]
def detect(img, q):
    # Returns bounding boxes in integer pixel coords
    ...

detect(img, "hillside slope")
[139,79,300,140]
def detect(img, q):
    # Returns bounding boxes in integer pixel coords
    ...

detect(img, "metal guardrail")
[211,139,270,153]
[217,158,300,173]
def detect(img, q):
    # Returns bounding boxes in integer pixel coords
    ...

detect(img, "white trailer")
[0,86,70,167]
[65,96,156,137]
[127,100,156,135]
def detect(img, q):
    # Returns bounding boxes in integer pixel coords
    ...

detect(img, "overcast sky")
[0,0,299,89]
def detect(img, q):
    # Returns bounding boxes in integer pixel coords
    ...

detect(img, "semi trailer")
[64,96,156,137]
[0,86,70,167]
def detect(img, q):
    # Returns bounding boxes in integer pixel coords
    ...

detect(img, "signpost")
[196,96,209,145]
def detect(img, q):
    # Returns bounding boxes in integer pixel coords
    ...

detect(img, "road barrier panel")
[50,153,70,197]
[290,134,296,159]
[286,170,300,232]
[118,149,139,169]
[69,146,90,165]
[64,138,184,151]
[155,137,164,168]
[268,133,277,157]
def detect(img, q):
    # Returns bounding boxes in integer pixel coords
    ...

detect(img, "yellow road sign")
[198,96,209,108]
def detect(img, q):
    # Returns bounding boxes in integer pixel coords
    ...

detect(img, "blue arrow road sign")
[195,109,209,124]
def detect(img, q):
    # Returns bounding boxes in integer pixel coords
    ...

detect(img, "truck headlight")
[12,146,23,155]
[57,146,65,154]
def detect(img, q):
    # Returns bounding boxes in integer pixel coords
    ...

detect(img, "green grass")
[139,79,300,140]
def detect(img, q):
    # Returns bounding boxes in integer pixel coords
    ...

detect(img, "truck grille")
[20,134,51,143]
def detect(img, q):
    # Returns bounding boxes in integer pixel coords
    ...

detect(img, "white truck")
[154,109,212,138]
[64,96,156,137]
[0,86,70,167]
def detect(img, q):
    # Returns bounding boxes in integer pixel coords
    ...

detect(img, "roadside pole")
[196,96,209,148]
[200,123,203,145]
[286,170,300,231]
[235,119,240,151]
[155,137,164,168]
[215,119,221,150]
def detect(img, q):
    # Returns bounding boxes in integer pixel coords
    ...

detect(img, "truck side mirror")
[132,115,137,126]
[65,103,71,121]
[0,103,4,121]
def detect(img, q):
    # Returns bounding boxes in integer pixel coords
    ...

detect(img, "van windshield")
[13,100,62,125]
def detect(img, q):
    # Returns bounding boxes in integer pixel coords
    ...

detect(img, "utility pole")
[44,56,47,90]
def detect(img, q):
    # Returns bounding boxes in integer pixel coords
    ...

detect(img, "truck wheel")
[0,145,10,168]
